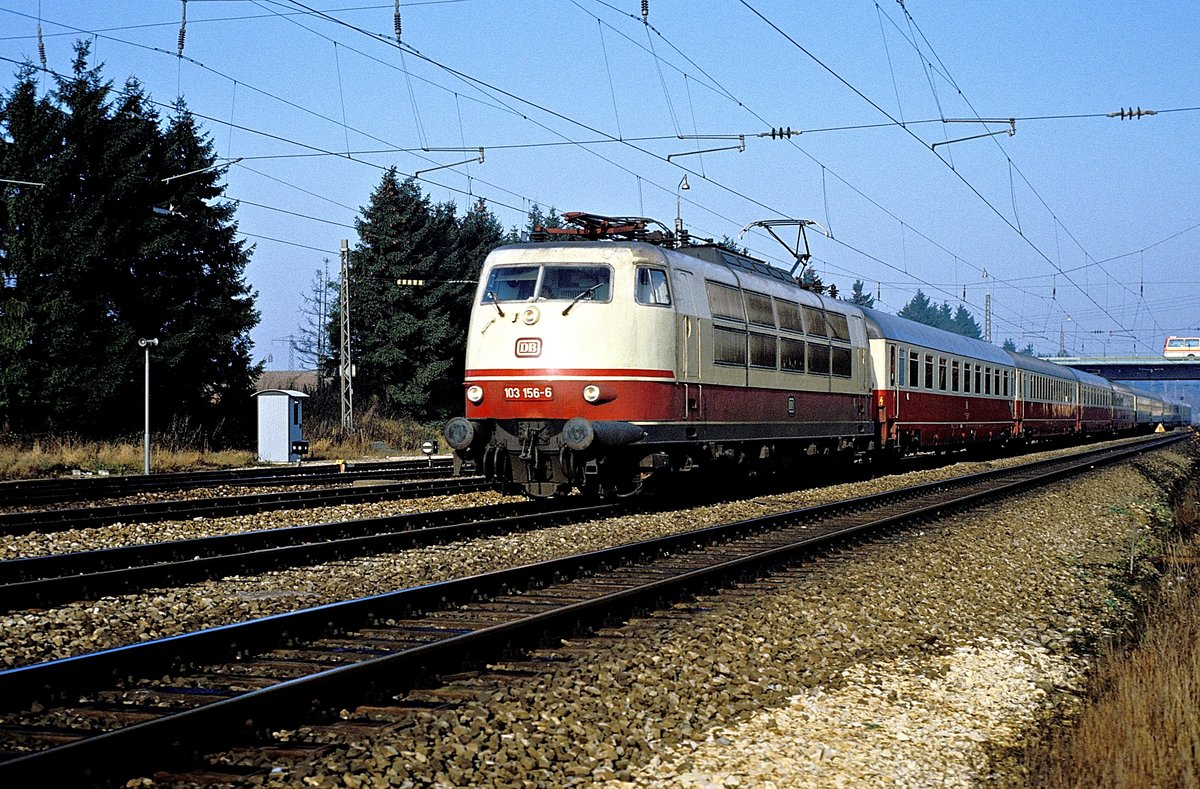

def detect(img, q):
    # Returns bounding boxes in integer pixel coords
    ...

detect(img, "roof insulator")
[177,0,187,57]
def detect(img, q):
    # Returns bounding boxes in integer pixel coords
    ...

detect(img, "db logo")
[515,338,542,358]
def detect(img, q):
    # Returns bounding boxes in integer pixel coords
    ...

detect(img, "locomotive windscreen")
[482,264,611,302]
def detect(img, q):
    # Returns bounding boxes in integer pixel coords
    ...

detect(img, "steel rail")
[0,475,489,536]
[0,432,1183,784]
[0,458,453,508]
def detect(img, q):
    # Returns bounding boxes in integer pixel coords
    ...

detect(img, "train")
[443,213,1191,497]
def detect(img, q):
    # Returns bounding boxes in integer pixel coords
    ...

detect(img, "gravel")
[1,436,1192,787]
[264,442,1191,788]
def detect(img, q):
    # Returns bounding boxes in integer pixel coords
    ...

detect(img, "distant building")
[255,370,319,394]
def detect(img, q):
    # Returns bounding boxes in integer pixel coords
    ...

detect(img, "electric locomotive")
[443,213,875,496]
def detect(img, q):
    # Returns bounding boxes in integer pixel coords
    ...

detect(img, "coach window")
[923,354,934,389]
[744,291,775,327]
[963,363,972,393]
[714,326,747,366]
[909,351,920,389]
[994,368,1001,397]
[781,337,806,372]
[984,367,992,395]
[951,360,960,392]
[749,333,777,368]
[938,358,948,391]
[897,347,907,386]
[635,267,671,306]
[975,366,983,394]
[1003,371,1010,397]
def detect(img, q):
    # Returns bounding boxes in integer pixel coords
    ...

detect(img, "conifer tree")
[0,45,259,441]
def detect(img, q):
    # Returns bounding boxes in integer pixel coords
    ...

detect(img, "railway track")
[0,473,489,536]
[0,432,1182,785]
[0,498,620,610]
[0,457,453,510]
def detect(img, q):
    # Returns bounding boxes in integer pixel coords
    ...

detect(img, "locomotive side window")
[744,291,776,327]
[483,265,539,302]
[749,333,777,368]
[706,281,745,321]
[909,351,920,388]
[714,326,747,365]
[635,267,671,306]
[776,299,804,333]
[808,342,831,375]
[803,306,827,337]
[540,265,611,302]
[826,312,851,341]
[780,337,806,372]
[831,346,852,377]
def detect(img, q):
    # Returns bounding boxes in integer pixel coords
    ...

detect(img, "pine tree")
[951,305,983,339]
[1002,338,1018,352]
[847,280,875,308]
[897,290,938,326]
[348,170,460,420]
[0,46,259,441]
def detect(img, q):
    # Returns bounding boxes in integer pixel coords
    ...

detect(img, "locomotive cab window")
[483,265,539,302]
[635,267,671,306]
[539,265,611,302]
[482,264,612,303]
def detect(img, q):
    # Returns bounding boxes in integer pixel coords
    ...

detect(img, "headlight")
[582,384,601,403]
[466,385,484,404]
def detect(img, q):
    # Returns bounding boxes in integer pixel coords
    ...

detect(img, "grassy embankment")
[1026,462,1200,786]
[0,408,446,479]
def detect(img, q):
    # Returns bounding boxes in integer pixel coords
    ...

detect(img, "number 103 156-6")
[504,386,554,400]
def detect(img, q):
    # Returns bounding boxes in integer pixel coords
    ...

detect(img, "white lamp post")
[674,174,690,245]
[138,338,159,474]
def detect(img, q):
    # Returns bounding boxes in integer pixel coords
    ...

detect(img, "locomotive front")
[443,240,680,496]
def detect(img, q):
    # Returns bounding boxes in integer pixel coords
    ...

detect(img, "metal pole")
[138,338,158,474]
[339,240,353,432]
[144,345,150,474]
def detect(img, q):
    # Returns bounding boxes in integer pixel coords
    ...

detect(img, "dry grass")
[0,407,446,480]
[1026,481,1200,788]
[0,436,256,479]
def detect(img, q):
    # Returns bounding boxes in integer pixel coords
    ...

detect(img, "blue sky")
[2,1,1198,367]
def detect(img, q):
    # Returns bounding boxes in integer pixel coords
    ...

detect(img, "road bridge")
[1045,357,1200,382]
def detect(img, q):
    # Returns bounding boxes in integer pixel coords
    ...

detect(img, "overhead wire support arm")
[414,147,484,179]
[931,118,1015,151]
[738,218,830,277]
[667,135,745,161]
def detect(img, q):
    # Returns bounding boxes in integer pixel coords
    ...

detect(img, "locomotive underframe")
[457,417,877,498]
